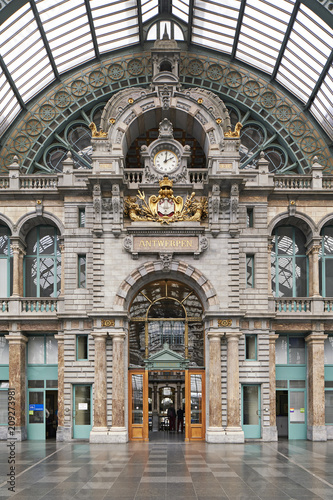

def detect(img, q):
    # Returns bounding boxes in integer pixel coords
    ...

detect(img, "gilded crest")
[124,177,208,224]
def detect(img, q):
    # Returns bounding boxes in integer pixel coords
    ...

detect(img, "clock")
[154,149,178,173]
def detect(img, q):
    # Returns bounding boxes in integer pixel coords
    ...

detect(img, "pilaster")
[268,333,279,441]
[5,333,28,440]
[55,334,65,441]
[206,331,224,442]
[305,333,327,441]
[225,331,244,442]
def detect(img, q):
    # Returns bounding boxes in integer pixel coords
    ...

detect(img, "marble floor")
[0,437,333,500]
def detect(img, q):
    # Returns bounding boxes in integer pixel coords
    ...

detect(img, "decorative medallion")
[71,79,88,96]
[101,319,115,327]
[217,319,232,327]
[26,119,42,136]
[243,80,260,97]
[300,135,318,154]
[54,90,71,108]
[14,136,31,153]
[39,104,56,121]
[127,58,144,75]
[207,63,223,81]
[124,176,208,225]
[261,91,277,108]
[89,70,105,87]
[188,59,204,76]
[108,63,124,80]
[289,119,306,137]
[225,70,242,88]
[275,104,292,122]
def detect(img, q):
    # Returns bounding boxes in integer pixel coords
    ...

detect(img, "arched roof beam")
[304,47,333,111]
[187,0,194,47]
[136,0,144,46]
[271,0,300,81]
[231,0,247,61]
[29,0,60,80]
[83,0,100,60]
[0,55,26,111]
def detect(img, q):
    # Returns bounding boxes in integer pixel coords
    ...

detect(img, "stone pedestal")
[225,331,244,442]
[305,333,327,441]
[268,333,279,441]
[6,333,28,440]
[55,334,65,441]
[206,331,224,442]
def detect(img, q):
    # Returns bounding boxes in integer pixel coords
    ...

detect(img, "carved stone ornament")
[158,118,173,139]
[124,176,208,225]
[160,253,172,270]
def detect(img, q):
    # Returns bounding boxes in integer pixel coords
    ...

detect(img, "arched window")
[271,226,308,297]
[319,226,333,297]
[24,226,61,298]
[0,225,13,298]
[129,280,204,367]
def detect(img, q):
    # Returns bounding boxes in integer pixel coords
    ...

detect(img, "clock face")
[154,149,178,173]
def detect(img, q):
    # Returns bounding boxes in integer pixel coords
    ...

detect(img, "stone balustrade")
[275,298,312,312]
[0,298,59,314]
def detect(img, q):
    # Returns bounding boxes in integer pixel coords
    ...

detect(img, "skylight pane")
[277,5,333,105]
[192,0,240,54]
[0,73,21,136]
[141,0,158,23]
[36,0,95,72]
[236,0,294,75]
[0,4,54,104]
[311,66,333,140]
[173,0,189,22]
[90,0,139,52]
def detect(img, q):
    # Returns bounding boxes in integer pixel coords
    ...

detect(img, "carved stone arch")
[0,213,15,235]
[115,259,218,312]
[101,86,231,159]
[268,211,316,245]
[317,213,333,235]
[16,211,65,240]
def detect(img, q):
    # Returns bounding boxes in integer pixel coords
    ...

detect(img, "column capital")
[225,331,242,341]
[269,334,279,344]
[54,334,65,343]
[108,330,126,340]
[207,330,224,339]
[305,333,328,344]
[5,333,28,344]
[91,331,108,340]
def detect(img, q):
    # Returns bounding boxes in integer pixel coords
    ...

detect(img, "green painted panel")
[27,366,58,380]
[325,366,333,380]
[276,366,306,380]
[0,367,9,380]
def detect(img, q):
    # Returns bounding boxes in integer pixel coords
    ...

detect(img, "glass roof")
[0,0,332,140]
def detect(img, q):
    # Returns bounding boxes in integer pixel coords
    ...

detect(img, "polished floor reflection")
[0,440,333,499]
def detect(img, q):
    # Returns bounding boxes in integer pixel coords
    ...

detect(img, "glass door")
[128,370,148,441]
[185,370,205,441]
[289,387,306,439]
[27,391,45,439]
[73,385,92,439]
[242,385,261,438]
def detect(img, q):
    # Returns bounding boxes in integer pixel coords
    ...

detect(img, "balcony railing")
[20,177,58,189]
[274,176,312,189]
[0,298,59,314]
[275,298,311,312]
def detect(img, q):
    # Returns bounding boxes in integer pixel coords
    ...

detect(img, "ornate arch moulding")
[1,49,331,174]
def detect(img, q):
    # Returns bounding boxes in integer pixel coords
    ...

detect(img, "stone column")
[225,331,244,442]
[108,330,127,442]
[206,331,224,442]
[90,332,108,442]
[10,241,25,297]
[310,245,321,298]
[54,334,65,441]
[5,333,28,440]
[268,334,279,441]
[267,242,273,297]
[59,244,65,297]
[305,333,327,441]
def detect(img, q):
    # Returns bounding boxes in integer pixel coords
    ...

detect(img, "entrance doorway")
[128,368,205,441]
[128,279,205,442]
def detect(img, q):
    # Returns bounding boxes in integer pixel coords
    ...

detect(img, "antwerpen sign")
[134,235,198,252]
[123,234,208,258]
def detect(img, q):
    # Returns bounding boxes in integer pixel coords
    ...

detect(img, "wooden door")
[128,370,148,441]
[185,370,205,441]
